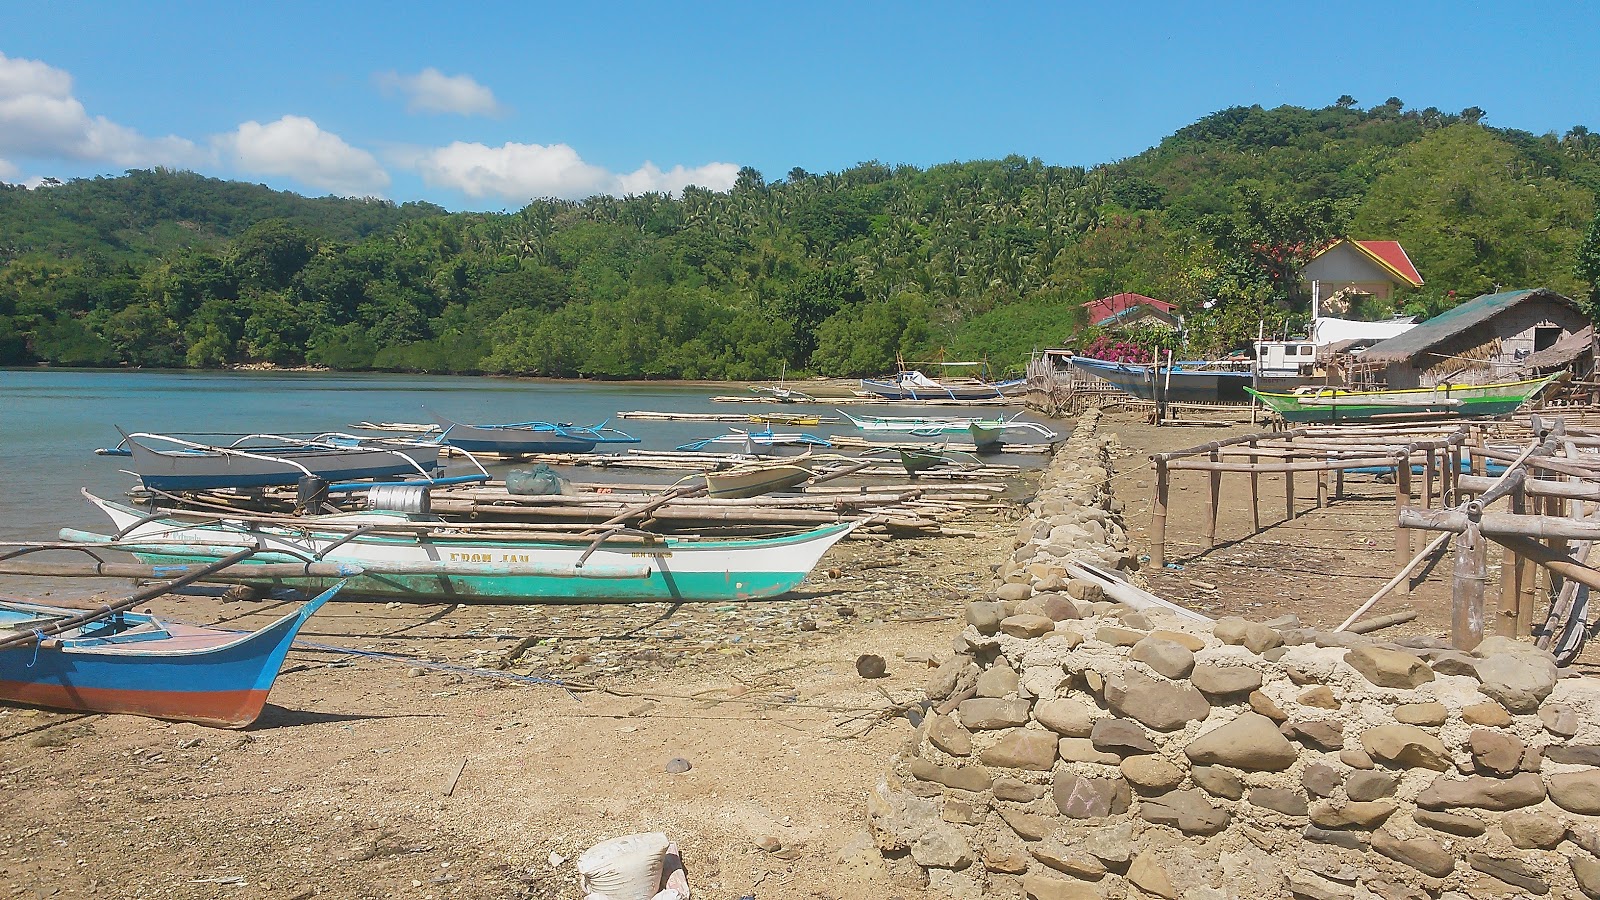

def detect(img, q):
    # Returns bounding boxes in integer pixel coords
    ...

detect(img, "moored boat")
[675,429,831,457]
[857,369,1025,401]
[0,579,341,728]
[66,492,859,604]
[840,410,1057,441]
[701,463,813,499]
[98,429,443,491]
[1243,373,1565,424]
[431,413,639,455]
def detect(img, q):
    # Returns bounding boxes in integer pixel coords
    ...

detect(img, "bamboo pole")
[1151,458,1169,569]
[1498,489,1526,637]
[1335,531,1452,632]
[1423,448,1438,510]
[1395,452,1413,592]
[1284,450,1296,523]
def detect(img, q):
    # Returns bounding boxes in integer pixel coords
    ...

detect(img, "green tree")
[1576,207,1600,317]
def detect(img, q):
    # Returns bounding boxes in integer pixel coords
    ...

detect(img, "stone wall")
[868,410,1600,900]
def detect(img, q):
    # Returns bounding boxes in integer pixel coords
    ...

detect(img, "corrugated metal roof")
[1356,288,1577,365]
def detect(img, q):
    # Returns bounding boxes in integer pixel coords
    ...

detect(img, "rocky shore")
[869,408,1600,900]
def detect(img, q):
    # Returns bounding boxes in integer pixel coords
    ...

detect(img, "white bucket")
[577,832,671,900]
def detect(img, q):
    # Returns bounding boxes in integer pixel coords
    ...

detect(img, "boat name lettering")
[447,552,535,563]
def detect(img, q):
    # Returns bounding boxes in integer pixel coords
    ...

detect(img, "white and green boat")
[65,492,858,604]
[1243,373,1564,424]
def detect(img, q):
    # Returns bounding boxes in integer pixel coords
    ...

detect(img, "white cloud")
[375,68,504,117]
[0,51,203,167]
[412,141,739,202]
[615,161,740,196]
[215,115,390,197]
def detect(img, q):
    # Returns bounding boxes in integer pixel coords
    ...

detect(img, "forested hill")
[2,99,1598,378]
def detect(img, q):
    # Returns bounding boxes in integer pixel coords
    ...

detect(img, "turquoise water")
[0,369,806,546]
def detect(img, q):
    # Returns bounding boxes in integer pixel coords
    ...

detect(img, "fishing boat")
[701,463,813,499]
[840,410,1058,441]
[898,448,949,474]
[66,492,859,604]
[969,422,1004,450]
[431,413,639,455]
[0,571,341,728]
[675,429,832,457]
[97,429,443,491]
[857,369,1025,401]
[1243,373,1565,424]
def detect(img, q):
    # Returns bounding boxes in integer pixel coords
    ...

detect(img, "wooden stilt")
[1248,439,1261,533]
[1206,449,1221,548]
[1396,452,1413,595]
[1423,449,1437,510]
[1317,467,1328,509]
[1542,492,1565,634]
[1498,488,1526,637]
[1285,451,1296,523]
[1452,519,1487,651]
[1150,459,1168,569]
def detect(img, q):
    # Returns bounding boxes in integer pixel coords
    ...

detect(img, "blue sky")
[3,1,1596,210]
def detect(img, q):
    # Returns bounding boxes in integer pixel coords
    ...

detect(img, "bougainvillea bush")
[1081,335,1153,364]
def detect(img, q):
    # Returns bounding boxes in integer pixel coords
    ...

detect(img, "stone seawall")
[868,410,1600,900]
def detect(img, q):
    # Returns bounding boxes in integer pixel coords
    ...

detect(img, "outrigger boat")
[701,463,813,499]
[857,369,1025,401]
[839,410,1058,441]
[97,429,444,491]
[675,429,832,457]
[0,547,347,727]
[1243,373,1565,424]
[430,413,640,455]
[65,491,859,604]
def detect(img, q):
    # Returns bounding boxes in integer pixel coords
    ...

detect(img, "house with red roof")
[1083,292,1178,329]
[1300,239,1424,311]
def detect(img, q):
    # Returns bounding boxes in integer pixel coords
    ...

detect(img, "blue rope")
[27,630,43,668]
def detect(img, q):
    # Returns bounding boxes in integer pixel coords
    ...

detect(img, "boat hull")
[73,498,857,604]
[1065,358,1306,404]
[858,378,1025,401]
[431,415,638,455]
[1244,376,1561,423]
[125,439,441,491]
[0,588,335,727]
[702,465,812,499]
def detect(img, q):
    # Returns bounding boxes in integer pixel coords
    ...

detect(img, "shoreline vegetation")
[2,101,1596,383]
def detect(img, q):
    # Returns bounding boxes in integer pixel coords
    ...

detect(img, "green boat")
[1243,373,1564,424]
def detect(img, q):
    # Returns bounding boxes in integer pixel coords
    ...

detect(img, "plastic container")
[365,484,432,514]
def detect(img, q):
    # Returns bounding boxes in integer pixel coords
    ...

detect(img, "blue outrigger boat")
[99,429,445,492]
[0,548,345,727]
[430,413,640,455]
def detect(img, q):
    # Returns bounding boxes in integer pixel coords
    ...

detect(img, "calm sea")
[0,369,821,547]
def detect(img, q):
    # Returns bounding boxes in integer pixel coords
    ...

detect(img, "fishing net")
[506,464,570,496]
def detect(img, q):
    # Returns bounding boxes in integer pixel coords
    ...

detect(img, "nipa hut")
[1350,287,1588,388]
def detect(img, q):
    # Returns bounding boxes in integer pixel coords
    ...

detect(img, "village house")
[1300,238,1424,313]
[1352,287,1589,388]
[1082,292,1178,329]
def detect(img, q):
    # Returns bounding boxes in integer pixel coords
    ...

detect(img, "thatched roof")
[1355,288,1579,366]
[1519,325,1593,373]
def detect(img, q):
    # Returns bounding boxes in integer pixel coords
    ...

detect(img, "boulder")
[1460,700,1513,727]
[1249,690,1288,721]
[1022,873,1103,900]
[1190,664,1263,698]
[1297,686,1341,710]
[1083,821,1134,864]
[1302,825,1368,851]
[1090,717,1157,756]
[1213,617,1283,654]
[1301,764,1342,798]
[993,777,1046,802]
[1119,755,1185,793]
[1185,713,1302,771]
[1038,593,1083,622]
[1539,703,1581,738]
[1250,787,1309,817]
[908,759,993,792]
[1106,670,1211,732]
[1151,629,1206,652]
[997,582,1033,602]
[1058,738,1121,765]
[1033,698,1095,737]
[981,729,1058,771]
[927,713,974,756]
[1096,626,1147,647]
[1573,854,1600,900]
[1307,800,1395,829]
[1344,770,1398,802]
[1473,652,1558,713]
[1411,808,1487,836]
[1359,724,1451,770]
[1345,646,1435,689]
[1138,788,1231,835]
[1549,771,1600,815]
[1467,729,1525,776]
[1031,841,1107,879]
[1370,829,1455,878]
[1467,853,1549,895]
[1130,636,1195,679]
[1190,765,1244,800]
[1128,850,1180,900]
[984,844,1031,874]
[1501,809,1566,849]
[1052,772,1131,819]
[966,600,1005,634]
[865,782,974,869]
[958,697,1031,730]
[1001,614,1056,639]
[1414,773,1546,811]
[1543,744,1600,766]
[999,807,1056,841]
[975,660,1019,698]
[1392,702,1448,726]
[1282,719,1345,752]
